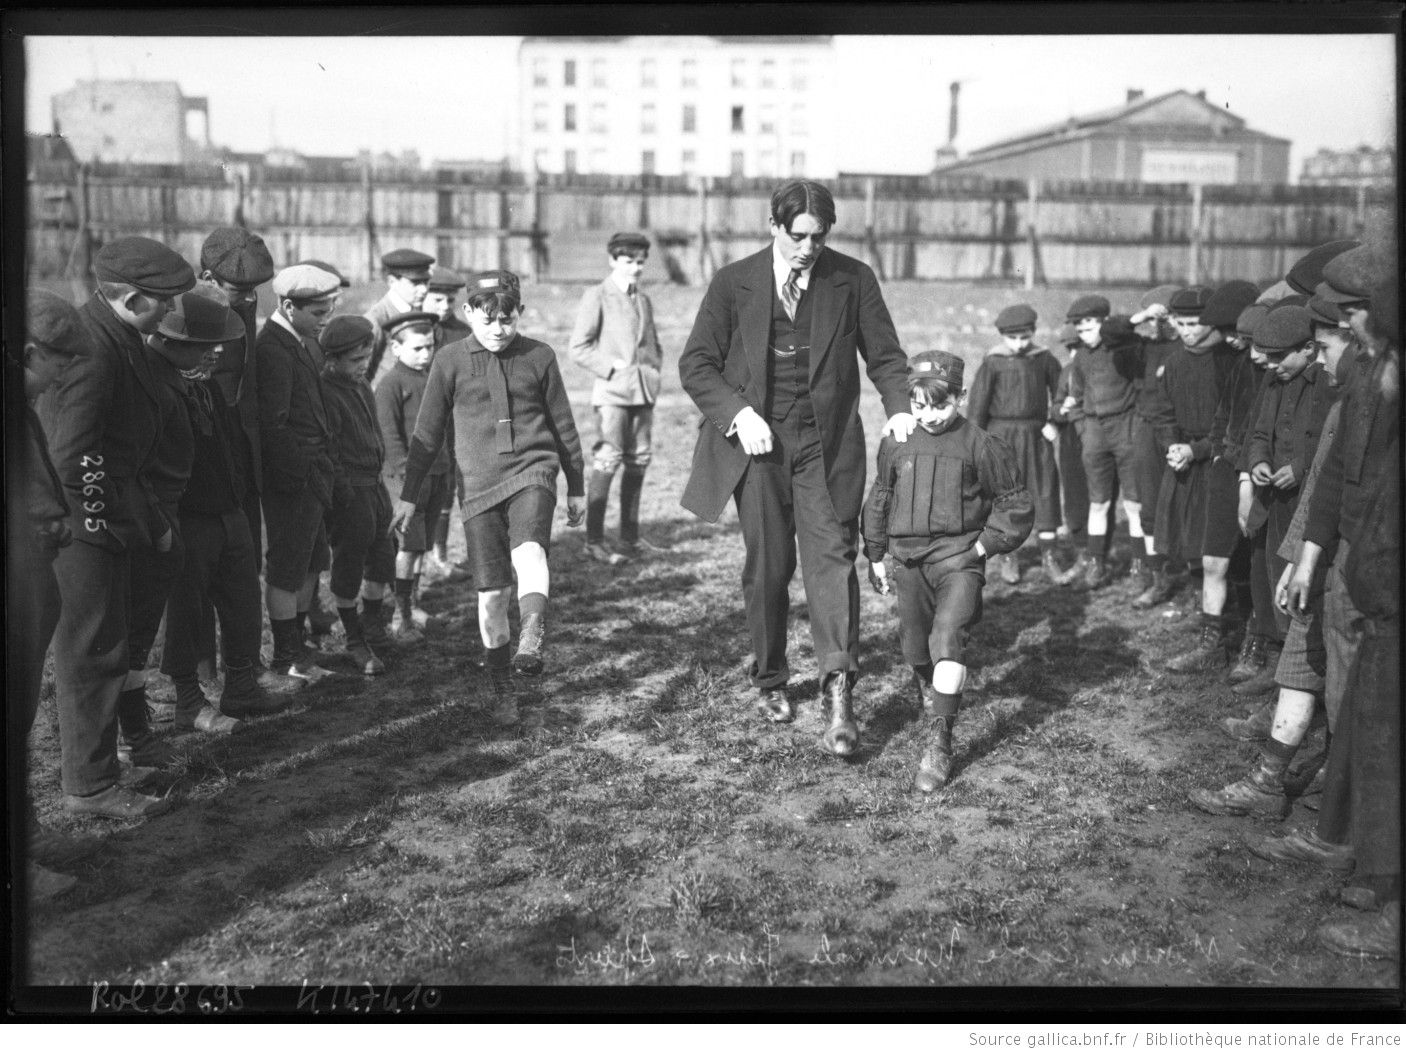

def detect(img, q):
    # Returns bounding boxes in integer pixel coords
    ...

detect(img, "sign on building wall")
[1140,149,1238,185]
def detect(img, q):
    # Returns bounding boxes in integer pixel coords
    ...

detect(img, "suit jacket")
[208,297,262,494]
[678,246,910,524]
[568,278,663,407]
[254,318,335,507]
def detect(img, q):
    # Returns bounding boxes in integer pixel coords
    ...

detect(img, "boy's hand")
[1270,464,1298,490]
[1250,461,1274,486]
[390,498,419,534]
[1285,560,1315,616]
[1273,561,1296,615]
[565,495,585,527]
[867,559,891,596]
[1166,444,1193,471]
[881,412,917,443]
[1061,396,1077,415]
[733,406,775,456]
[1040,422,1058,443]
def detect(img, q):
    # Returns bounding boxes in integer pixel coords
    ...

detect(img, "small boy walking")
[568,231,664,564]
[393,271,585,725]
[320,316,398,675]
[863,352,1033,792]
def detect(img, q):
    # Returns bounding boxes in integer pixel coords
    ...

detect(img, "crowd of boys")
[13,197,1397,961]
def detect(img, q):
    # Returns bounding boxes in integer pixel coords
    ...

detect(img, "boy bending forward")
[863,351,1033,791]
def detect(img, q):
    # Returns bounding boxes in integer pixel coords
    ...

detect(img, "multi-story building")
[1299,146,1394,189]
[51,79,214,165]
[935,89,1291,186]
[515,35,837,179]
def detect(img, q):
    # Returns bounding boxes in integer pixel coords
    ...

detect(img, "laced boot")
[1055,549,1092,586]
[1040,546,1064,582]
[1083,552,1111,589]
[819,671,859,757]
[1227,632,1267,684]
[117,686,178,768]
[513,612,546,676]
[1133,566,1177,609]
[1166,617,1226,673]
[390,581,425,643]
[1232,641,1282,697]
[174,675,240,734]
[1127,556,1151,597]
[1219,701,1274,742]
[221,661,288,719]
[339,606,385,676]
[1319,902,1400,961]
[487,657,519,727]
[997,552,1021,585]
[913,717,955,793]
[360,596,391,648]
[1189,756,1291,818]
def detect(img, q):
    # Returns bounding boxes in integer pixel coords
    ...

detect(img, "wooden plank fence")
[25,162,1393,287]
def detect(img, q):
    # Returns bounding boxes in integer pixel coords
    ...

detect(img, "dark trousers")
[1057,421,1089,541]
[50,541,129,796]
[1133,415,1164,537]
[329,483,396,599]
[7,546,61,769]
[1079,408,1140,505]
[1262,492,1300,638]
[893,549,985,666]
[127,533,186,670]
[193,482,263,670]
[161,510,263,678]
[734,406,859,689]
[1248,526,1282,644]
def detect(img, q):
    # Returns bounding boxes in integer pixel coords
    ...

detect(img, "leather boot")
[997,552,1020,584]
[1188,757,1291,818]
[1040,547,1064,582]
[360,597,391,648]
[585,467,613,548]
[1220,701,1274,742]
[1319,901,1400,961]
[618,465,646,550]
[338,606,385,676]
[487,662,519,727]
[1127,555,1147,588]
[1232,642,1282,697]
[117,686,178,768]
[1227,632,1267,684]
[221,661,288,719]
[1166,619,1226,673]
[513,612,546,675]
[1133,567,1177,608]
[1054,550,1091,586]
[173,675,239,734]
[390,580,425,644]
[1083,552,1111,589]
[820,671,858,757]
[913,717,955,793]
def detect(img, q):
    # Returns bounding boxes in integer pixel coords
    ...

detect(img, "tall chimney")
[1126,88,1144,103]
[948,81,960,144]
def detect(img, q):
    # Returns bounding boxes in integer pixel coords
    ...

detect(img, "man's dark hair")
[906,375,955,403]
[770,180,836,234]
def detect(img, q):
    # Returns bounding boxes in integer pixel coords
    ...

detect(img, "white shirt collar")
[772,242,815,295]
[271,310,300,340]
[609,271,636,295]
[388,290,414,314]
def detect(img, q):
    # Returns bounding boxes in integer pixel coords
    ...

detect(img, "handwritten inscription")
[91,982,251,1015]
[295,983,441,1015]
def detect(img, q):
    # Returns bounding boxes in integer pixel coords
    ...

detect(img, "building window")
[564,104,577,132]
[532,58,549,87]
[759,105,776,135]
[790,151,806,175]
[591,59,607,88]
[730,150,745,177]
[790,59,807,91]
[682,104,696,134]
[564,149,578,174]
[760,59,776,89]
[730,58,746,89]
[641,103,656,135]
[642,150,655,175]
[641,58,657,88]
[682,149,697,174]
[532,103,549,134]
[589,103,608,135]
[682,58,698,89]
[564,59,576,87]
[731,105,744,133]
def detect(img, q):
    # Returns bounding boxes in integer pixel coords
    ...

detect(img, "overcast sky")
[24,34,1397,176]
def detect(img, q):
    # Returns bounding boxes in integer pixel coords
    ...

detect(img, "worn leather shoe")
[1189,767,1290,818]
[1227,633,1266,684]
[819,672,858,757]
[756,687,793,723]
[513,612,546,675]
[1167,623,1226,673]
[1231,651,1282,697]
[997,553,1021,584]
[176,704,242,735]
[1319,902,1400,960]
[64,784,173,820]
[346,641,385,676]
[583,541,626,566]
[1220,703,1274,742]
[488,668,519,726]
[1133,568,1178,609]
[1248,830,1354,872]
[1040,548,1064,582]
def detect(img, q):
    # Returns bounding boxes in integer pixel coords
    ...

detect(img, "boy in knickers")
[863,352,1033,792]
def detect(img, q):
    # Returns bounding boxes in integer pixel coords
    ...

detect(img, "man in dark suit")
[679,179,914,755]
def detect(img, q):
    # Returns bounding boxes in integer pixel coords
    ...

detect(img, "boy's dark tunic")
[1134,335,1179,537]
[1151,339,1243,562]
[1067,336,1143,504]
[1051,350,1089,535]
[324,371,395,597]
[376,359,453,548]
[967,346,1061,532]
[862,415,1033,665]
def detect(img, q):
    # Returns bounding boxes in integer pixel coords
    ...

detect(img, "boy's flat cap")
[1139,284,1180,311]
[1253,305,1313,352]
[1099,315,1141,350]
[320,316,376,357]
[1287,239,1360,295]
[1235,303,1269,339]
[27,289,88,356]
[907,350,964,389]
[1065,294,1110,322]
[200,227,275,286]
[295,259,352,288]
[468,269,522,296]
[1308,284,1346,326]
[271,264,341,301]
[995,303,1038,333]
[1199,280,1259,328]
[427,266,466,291]
[1319,245,1376,304]
[381,249,434,277]
[94,236,196,298]
[1168,285,1214,315]
[384,311,440,339]
[607,231,651,255]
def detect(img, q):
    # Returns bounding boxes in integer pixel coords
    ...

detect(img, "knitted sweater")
[402,332,585,517]
[323,372,385,488]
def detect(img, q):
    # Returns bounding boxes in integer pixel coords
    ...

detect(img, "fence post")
[497,180,510,270]
[1188,182,1203,286]
[362,162,376,281]
[864,177,885,281]
[1355,183,1368,235]
[528,170,544,283]
[696,176,711,284]
[72,162,93,280]
[1024,178,1039,291]
[232,170,246,227]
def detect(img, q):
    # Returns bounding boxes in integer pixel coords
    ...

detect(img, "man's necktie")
[489,352,514,454]
[781,269,802,322]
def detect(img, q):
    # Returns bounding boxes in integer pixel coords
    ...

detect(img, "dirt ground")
[18,279,1400,995]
